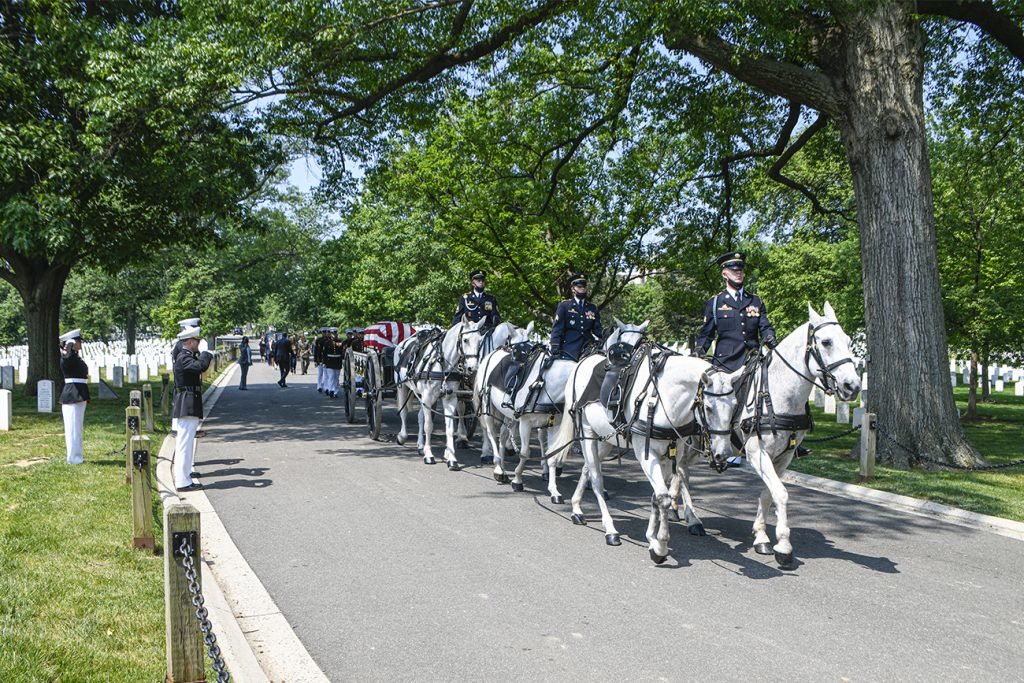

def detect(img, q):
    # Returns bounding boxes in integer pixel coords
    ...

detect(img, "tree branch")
[662,29,843,117]
[766,112,854,220]
[917,0,1024,63]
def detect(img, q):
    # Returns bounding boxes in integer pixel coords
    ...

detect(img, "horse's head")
[507,320,534,346]
[806,302,861,402]
[456,315,487,373]
[699,368,739,473]
[606,318,649,352]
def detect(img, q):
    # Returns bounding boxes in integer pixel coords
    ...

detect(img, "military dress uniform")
[59,329,90,464]
[453,270,501,327]
[323,329,344,397]
[170,317,199,435]
[694,252,777,372]
[550,296,603,361]
[172,326,213,491]
[314,329,328,393]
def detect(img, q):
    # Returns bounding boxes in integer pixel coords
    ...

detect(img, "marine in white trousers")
[174,416,201,489]
[317,363,326,391]
[62,402,87,464]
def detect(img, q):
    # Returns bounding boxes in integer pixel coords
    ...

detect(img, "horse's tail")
[546,395,576,460]
[546,357,616,458]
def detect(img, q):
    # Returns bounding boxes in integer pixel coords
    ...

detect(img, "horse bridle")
[803,321,856,396]
[692,373,737,471]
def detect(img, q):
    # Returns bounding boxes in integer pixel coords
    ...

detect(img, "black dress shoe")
[176,482,203,492]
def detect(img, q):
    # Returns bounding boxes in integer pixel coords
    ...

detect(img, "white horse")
[710,302,860,569]
[393,317,486,470]
[473,340,576,503]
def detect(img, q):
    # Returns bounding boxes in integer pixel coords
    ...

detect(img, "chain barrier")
[104,442,128,457]
[802,424,861,443]
[177,535,231,682]
[876,424,1024,472]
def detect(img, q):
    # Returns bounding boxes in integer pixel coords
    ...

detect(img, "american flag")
[362,322,416,351]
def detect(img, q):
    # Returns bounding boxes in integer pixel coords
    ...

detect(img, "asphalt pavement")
[196,359,1024,682]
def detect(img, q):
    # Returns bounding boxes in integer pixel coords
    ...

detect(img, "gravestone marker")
[950,372,957,387]
[996,379,1004,393]
[962,368,970,385]
[837,401,851,424]
[37,380,54,413]
[1016,382,1023,397]
[813,387,826,407]
[0,366,13,391]
[98,379,118,399]
[113,366,124,388]
[853,406,865,427]
[0,389,11,430]
[824,394,837,415]
[128,365,139,384]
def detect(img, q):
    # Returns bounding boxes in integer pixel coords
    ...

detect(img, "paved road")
[199,360,1024,682]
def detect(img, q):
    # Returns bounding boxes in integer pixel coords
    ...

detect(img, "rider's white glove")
[198,339,209,353]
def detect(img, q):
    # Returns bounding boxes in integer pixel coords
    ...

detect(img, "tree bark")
[9,260,71,397]
[981,354,990,401]
[834,3,981,467]
[126,305,137,356]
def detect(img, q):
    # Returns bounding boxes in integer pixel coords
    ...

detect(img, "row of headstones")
[0,362,168,392]
[949,365,1024,395]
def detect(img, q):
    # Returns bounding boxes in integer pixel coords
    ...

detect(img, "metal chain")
[876,424,1024,471]
[104,442,128,457]
[802,424,862,443]
[178,535,231,682]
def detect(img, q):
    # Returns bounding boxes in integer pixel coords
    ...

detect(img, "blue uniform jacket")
[453,291,501,327]
[550,297,603,361]
[694,289,776,372]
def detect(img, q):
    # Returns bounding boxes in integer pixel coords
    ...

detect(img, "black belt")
[175,386,202,393]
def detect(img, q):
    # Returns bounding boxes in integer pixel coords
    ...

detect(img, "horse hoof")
[571,513,587,526]
[667,509,681,523]
[423,456,436,465]
[511,482,525,492]
[396,434,406,446]
[688,524,707,537]
[605,534,621,546]
[551,495,564,505]
[649,549,668,564]
[754,542,773,556]
[556,467,563,477]
[775,551,796,570]
[493,472,508,483]
[447,460,461,472]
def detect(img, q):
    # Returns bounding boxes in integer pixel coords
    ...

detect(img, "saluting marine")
[170,317,200,435]
[550,274,603,361]
[314,327,328,393]
[59,329,89,465]
[693,251,777,372]
[322,327,344,398]
[172,325,213,492]
[453,269,501,328]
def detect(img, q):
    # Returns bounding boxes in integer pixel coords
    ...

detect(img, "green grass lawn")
[790,385,1024,522]
[0,372,222,681]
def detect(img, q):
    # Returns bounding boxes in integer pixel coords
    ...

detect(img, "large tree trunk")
[10,259,71,397]
[126,305,137,356]
[836,3,981,468]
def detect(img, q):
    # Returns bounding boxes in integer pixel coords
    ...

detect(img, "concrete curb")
[782,470,1024,542]
[157,360,328,682]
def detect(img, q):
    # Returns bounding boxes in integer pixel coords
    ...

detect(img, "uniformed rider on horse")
[453,269,501,328]
[693,251,808,459]
[550,274,603,361]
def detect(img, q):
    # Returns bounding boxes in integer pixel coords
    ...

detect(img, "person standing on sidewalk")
[172,325,213,492]
[238,336,253,390]
[58,329,89,465]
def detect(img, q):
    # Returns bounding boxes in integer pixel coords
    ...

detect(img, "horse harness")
[737,320,856,454]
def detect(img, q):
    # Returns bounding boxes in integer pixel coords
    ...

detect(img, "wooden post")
[859,411,877,482]
[130,435,154,551]
[160,373,170,416]
[129,389,142,408]
[164,504,206,682]
[142,383,154,432]
[125,406,141,484]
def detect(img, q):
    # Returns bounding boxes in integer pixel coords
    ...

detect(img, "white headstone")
[113,366,124,388]
[0,388,11,430]
[0,366,13,391]
[813,387,826,407]
[996,379,1005,393]
[37,379,54,413]
[17,362,28,384]
[824,394,837,415]
[963,369,970,384]
[1016,382,1024,397]
[860,390,867,407]
[861,372,868,391]
[853,406,865,427]
[138,364,148,381]
[837,401,851,423]
[128,365,139,384]
[950,372,957,386]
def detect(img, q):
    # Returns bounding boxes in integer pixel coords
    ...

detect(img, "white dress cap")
[59,329,82,342]
[177,317,201,328]
[176,326,202,340]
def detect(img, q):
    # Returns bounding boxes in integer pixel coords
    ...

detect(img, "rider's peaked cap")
[470,269,487,280]
[716,251,746,270]
[570,274,588,287]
